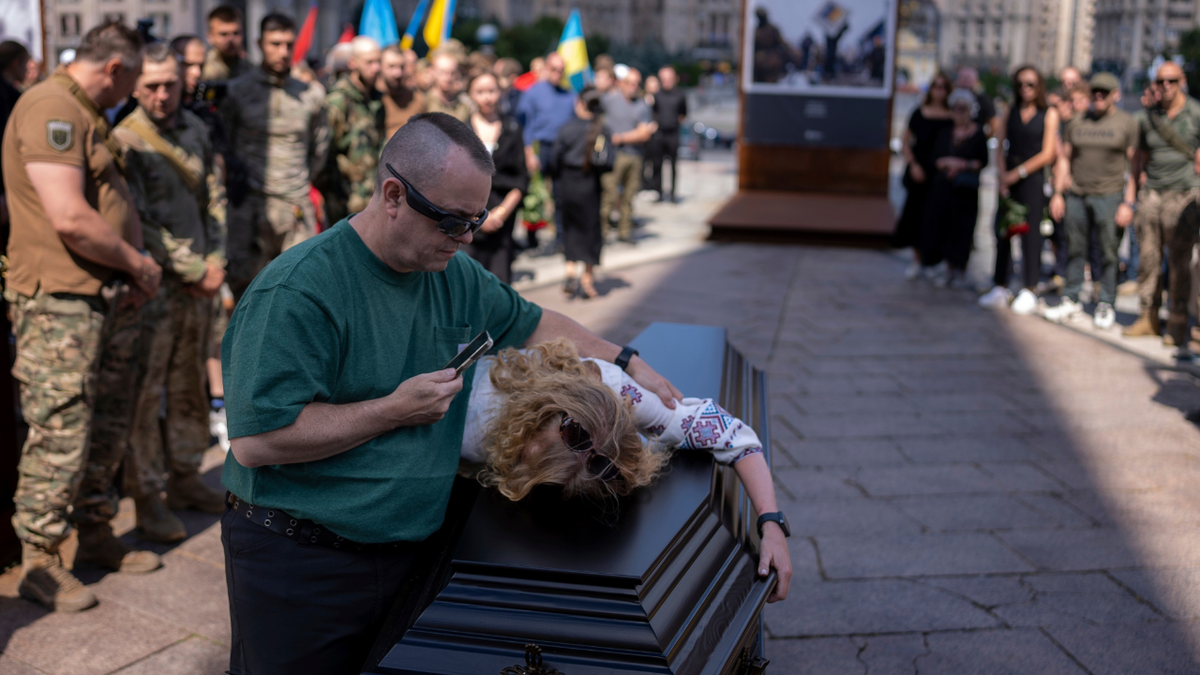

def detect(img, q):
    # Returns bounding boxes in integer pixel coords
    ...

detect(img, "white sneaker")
[904,262,921,281]
[1010,289,1038,315]
[1093,302,1116,329]
[1043,297,1083,323]
[978,286,1013,309]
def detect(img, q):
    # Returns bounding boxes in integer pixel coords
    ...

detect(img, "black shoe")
[562,276,578,296]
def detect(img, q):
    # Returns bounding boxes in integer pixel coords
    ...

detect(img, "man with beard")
[202,5,249,82]
[379,44,427,141]
[113,43,228,541]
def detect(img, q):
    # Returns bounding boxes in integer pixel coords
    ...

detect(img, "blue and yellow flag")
[359,0,399,47]
[400,0,430,51]
[557,9,591,92]
[423,0,457,51]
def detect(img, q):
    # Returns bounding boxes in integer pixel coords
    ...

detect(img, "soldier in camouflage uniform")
[2,22,163,613]
[111,44,229,543]
[221,12,329,301]
[201,5,250,83]
[321,36,384,225]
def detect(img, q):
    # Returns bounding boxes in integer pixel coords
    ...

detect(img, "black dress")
[919,125,990,269]
[892,107,953,248]
[994,106,1048,289]
[464,115,529,284]
[549,116,608,266]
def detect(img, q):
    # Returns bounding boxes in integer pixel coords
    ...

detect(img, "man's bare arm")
[524,308,684,407]
[26,162,161,296]
[230,369,462,468]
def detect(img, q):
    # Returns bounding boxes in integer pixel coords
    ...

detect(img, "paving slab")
[891,495,1055,532]
[787,498,922,537]
[110,637,226,675]
[852,633,929,675]
[851,464,1061,498]
[771,467,864,502]
[996,528,1146,571]
[762,636,864,675]
[763,579,1000,637]
[915,628,1088,675]
[814,532,1035,578]
[894,436,1045,464]
[1044,622,1200,675]
[0,654,44,675]
[1110,568,1200,620]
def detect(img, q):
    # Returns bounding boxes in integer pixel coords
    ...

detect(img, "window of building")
[60,12,81,36]
[103,12,126,24]
[149,12,171,36]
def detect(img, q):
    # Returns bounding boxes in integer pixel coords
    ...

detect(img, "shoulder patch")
[47,119,74,152]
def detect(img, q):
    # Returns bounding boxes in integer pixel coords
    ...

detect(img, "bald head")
[376,112,494,195]
[348,36,381,89]
[1156,61,1186,104]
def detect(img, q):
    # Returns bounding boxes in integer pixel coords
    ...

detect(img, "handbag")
[590,133,615,174]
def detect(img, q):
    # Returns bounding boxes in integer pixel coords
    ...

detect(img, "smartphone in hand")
[444,331,493,377]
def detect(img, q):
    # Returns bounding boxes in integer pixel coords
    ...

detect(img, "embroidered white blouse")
[460,354,764,465]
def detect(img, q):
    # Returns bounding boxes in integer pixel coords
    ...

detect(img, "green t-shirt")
[1066,108,1138,195]
[220,221,542,543]
[1138,98,1200,191]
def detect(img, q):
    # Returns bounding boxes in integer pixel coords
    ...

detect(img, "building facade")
[935,0,1093,76]
[43,0,200,69]
[1092,0,1193,80]
[531,0,739,58]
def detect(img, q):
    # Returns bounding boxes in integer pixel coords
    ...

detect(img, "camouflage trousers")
[123,278,213,498]
[6,286,144,550]
[1133,187,1199,318]
[227,192,316,302]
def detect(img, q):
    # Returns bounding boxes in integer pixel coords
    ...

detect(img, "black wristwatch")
[614,345,639,371]
[757,511,791,538]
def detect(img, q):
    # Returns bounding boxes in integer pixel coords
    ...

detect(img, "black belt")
[226,493,410,553]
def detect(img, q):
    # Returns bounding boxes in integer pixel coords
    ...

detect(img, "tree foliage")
[1179,28,1200,96]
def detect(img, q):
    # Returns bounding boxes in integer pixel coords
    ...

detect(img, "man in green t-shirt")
[1125,61,1200,347]
[1046,72,1138,329]
[217,112,682,675]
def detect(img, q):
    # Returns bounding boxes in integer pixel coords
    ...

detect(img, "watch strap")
[614,345,639,371]
[757,511,790,538]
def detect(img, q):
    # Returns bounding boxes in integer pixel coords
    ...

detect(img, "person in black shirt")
[648,66,688,203]
[548,86,610,299]
[0,40,31,250]
[956,66,997,134]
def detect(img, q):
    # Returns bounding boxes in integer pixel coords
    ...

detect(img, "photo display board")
[742,0,895,149]
[0,0,44,61]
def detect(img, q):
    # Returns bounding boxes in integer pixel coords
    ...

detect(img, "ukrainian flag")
[422,0,457,51]
[400,0,430,51]
[557,9,592,92]
[359,0,399,47]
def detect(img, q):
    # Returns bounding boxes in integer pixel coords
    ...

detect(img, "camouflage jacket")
[325,75,384,213]
[201,48,250,83]
[114,107,227,284]
[221,68,330,202]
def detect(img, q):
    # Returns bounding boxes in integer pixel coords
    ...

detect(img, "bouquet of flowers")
[997,196,1029,239]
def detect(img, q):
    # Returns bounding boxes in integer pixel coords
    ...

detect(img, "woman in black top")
[893,71,954,278]
[464,72,528,284]
[548,87,609,299]
[979,65,1060,313]
[919,89,989,288]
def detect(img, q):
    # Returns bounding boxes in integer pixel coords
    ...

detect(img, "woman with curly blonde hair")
[460,339,791,602]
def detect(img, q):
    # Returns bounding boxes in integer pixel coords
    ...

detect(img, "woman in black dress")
[893,71,954,278]
[979,65,1059,314]
[919,88,990,288]
[464,72,528,284]
[548,87,609,299]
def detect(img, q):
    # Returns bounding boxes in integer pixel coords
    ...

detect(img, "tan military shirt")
[201,48,250,82]
[426,92,471,123]
[222,68,330,202]
[1,73,135,296]
[382,86,427,140]
[115,107,227,284]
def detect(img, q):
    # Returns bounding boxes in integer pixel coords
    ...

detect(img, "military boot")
[1164,315,1189,347]
[17,543,97,612]
[1122,310,1161,337]
[74,523,161,573]
[166,473,226,514]
[135,493,187,543]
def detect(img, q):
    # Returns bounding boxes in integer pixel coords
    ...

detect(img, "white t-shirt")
[460,353,763,465]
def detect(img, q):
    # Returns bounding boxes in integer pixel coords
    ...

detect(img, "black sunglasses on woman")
[560,416,621,482]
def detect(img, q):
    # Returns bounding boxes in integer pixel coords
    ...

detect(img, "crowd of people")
[895,63,1200,353]
[0,5,702,619]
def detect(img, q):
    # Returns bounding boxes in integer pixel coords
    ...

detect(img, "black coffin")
[365,323,775,675]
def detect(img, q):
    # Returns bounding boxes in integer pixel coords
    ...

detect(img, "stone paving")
[1,152,1199,673]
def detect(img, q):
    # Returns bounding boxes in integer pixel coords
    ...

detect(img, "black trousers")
[222,506,419,675]
[647,130,680,197]
[994,176,1047,289]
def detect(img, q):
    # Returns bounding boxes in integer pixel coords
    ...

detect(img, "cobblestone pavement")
[2,153,1199,673]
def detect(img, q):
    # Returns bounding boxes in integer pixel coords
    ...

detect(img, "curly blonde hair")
[477,339,670,501]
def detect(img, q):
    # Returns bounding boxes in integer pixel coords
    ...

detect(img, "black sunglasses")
[1017,81,1038,89]
[1156,78,1180,86]
[560,416,620,482]
[385,163,489,237]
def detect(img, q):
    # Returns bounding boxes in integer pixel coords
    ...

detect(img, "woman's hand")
[1049,193,1065,221]
[1000,169,1020,188]
[480,212,505,234]
[759,523,792,603]
[908,163,926,183]
[626,355,683,409]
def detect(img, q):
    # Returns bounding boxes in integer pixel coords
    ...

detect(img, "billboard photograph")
[743,0,895,98]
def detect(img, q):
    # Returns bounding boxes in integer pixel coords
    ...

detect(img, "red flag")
[514,70,539,91]
[338,24,356,43]
[292,3,319,66]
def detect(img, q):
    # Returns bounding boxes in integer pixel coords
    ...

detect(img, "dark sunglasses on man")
[560,415,621,482]
[385,163,489,237]
[1156,78,1180,86]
